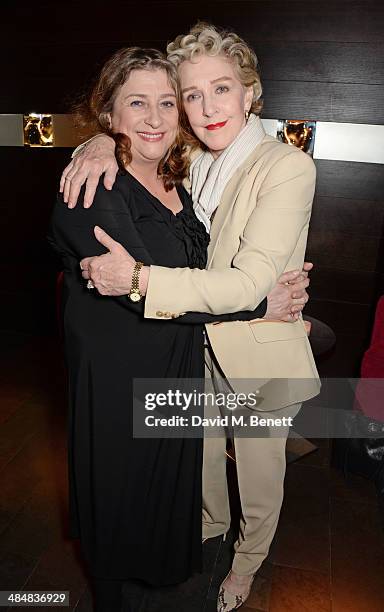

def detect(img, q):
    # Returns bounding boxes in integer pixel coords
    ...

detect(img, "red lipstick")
[206,120,227,131]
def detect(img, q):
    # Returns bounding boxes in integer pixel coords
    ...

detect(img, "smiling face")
[179,54,253,158]
[108,68,179,167]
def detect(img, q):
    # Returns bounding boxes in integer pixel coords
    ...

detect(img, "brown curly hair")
[74,47,191,190]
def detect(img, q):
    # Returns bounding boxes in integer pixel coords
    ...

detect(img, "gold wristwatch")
[129,261,144,302]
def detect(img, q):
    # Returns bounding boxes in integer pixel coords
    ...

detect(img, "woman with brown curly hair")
[59,24,319,611]
[48,46,281,610]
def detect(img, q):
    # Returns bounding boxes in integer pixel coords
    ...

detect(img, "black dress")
[48,172,267,587]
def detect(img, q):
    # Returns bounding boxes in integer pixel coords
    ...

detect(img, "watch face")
[129,292,141,302]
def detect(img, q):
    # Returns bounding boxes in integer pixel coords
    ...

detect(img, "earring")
[245,110,250,121]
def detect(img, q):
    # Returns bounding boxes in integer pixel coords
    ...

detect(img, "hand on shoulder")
[60,134,118,209]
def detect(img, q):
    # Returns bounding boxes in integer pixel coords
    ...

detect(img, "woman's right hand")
[60,134,118,208]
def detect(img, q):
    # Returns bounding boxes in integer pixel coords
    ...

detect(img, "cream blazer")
[144,135,320,410]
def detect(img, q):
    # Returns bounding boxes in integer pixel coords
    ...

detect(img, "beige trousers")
[203,346,301,576]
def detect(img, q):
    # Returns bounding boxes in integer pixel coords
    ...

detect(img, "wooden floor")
[0,333,383,611]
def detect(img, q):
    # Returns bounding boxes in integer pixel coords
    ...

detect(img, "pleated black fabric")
[49,173,208,586]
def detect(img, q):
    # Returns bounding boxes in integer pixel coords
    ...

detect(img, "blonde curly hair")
[167,22,263,116]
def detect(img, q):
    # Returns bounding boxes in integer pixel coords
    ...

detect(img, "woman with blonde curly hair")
[59,23,319,611]
[49,43,305,611]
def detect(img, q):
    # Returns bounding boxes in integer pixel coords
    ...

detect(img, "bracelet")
[129,261,144,302]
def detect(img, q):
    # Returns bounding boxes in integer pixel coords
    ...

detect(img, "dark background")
[2,0,384,375]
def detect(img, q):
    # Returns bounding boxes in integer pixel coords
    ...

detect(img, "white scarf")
[189,114,266,232]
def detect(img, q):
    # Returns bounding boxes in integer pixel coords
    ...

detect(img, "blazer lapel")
[206,136,272,268]
[207,166,247,267]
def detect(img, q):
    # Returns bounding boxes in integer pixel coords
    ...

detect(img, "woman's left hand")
[80,226,149,296]
[264,265,311,322]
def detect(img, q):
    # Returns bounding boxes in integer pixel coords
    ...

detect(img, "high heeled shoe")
[217,570,255,611]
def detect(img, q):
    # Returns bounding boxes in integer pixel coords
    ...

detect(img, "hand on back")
[264,262,312,322]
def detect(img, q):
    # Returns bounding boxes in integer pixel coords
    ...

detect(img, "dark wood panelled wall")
[2,1,384,375]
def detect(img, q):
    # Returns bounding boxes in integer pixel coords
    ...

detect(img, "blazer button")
[164,311,171,318]
[156,311,164,317]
